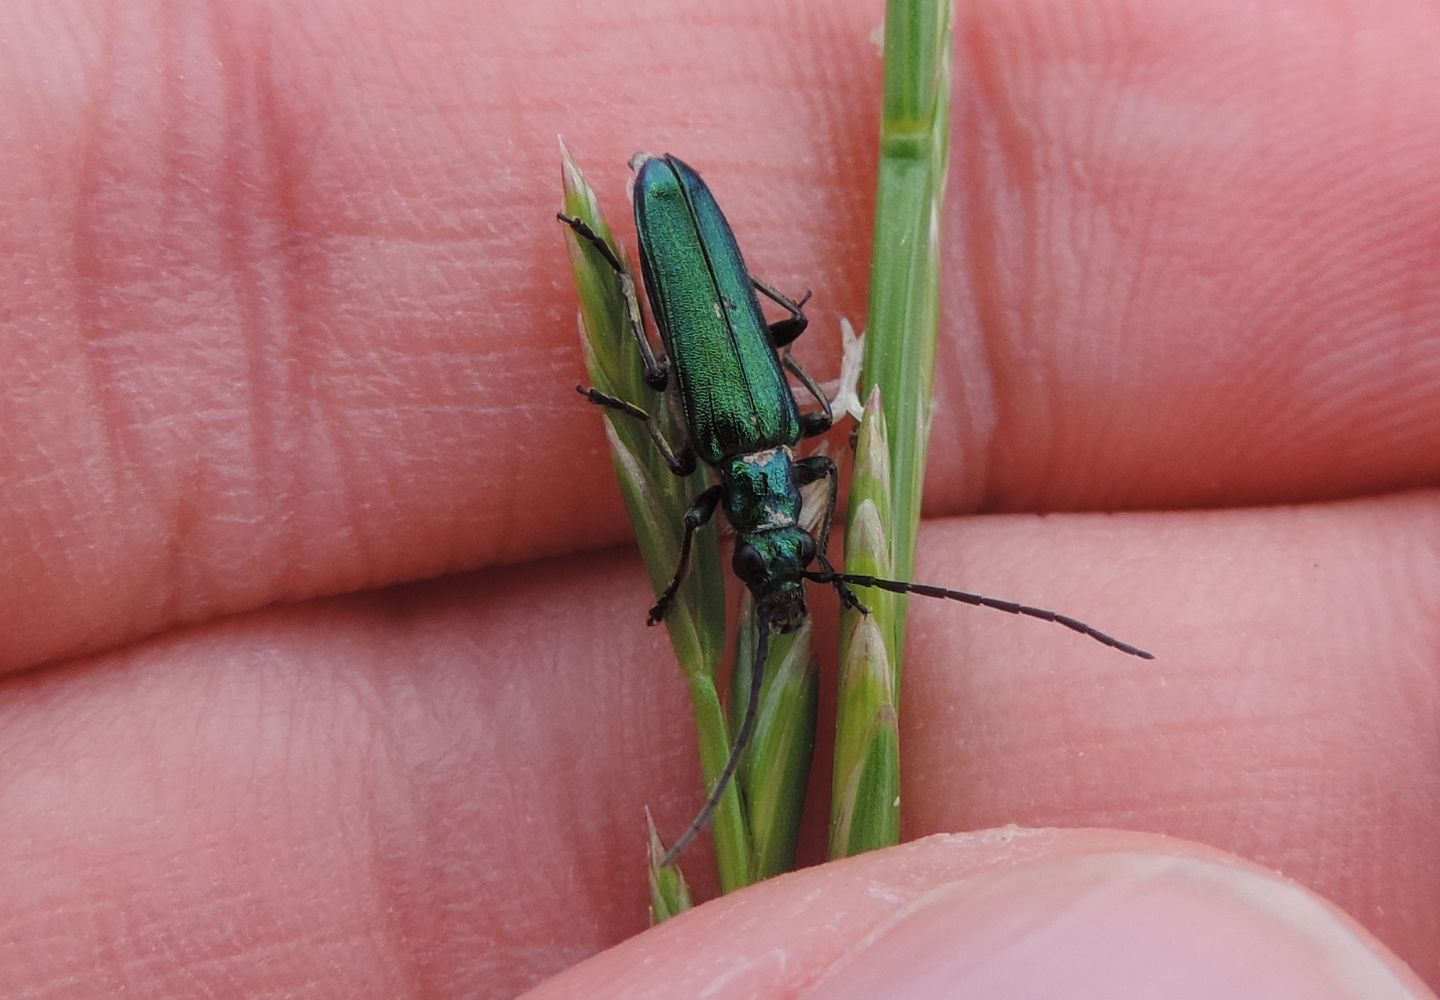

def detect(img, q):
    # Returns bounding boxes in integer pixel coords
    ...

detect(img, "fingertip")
[530,831,1432,999]
[816,846,1427,1000]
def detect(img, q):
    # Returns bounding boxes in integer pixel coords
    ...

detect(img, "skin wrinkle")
[1101,143,1163,479]
[955,21,1032,515]
[242,9,353,605]
[262,35,323,604]
[69,9,131,568]
[223,18,289,609]
[364,793,431,1000]
[105,40,184,559]
[799,6,864,198]
[154,5,247,626]
[164,463,206,625]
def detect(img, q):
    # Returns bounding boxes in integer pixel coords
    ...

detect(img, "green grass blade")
[560,144,753,890]
[647,810,693,923]
[831,0,953,859]
[730,597,818,880]
[831,392,902,853]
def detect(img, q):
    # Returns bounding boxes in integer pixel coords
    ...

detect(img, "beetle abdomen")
[633,155,801,465]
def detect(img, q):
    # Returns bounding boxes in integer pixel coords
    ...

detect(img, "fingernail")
[815,851,1428,999]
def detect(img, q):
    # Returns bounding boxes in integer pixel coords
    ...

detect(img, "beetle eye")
[732,543,766,585]
[797,532,817,566]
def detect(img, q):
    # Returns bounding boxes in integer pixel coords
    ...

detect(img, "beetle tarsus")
[840,587,870,615]
[810,556,868,614]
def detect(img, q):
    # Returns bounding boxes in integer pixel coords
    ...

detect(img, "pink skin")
[1,0,1438,996]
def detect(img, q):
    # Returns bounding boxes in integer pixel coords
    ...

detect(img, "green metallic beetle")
[560,153,1151,863]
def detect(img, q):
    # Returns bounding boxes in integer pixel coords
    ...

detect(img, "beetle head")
[732,527,818,634]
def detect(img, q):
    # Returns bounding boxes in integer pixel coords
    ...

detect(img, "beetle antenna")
[804,571,1154,660]
[660,609,771,868]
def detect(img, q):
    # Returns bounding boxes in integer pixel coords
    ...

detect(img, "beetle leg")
[794,456,869,614]
[783,349,834,439]
[751,276,810,347]
[558,212,669,390]
[749,278,833,437]
[575,386,696,477]
[648,484,725,625]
